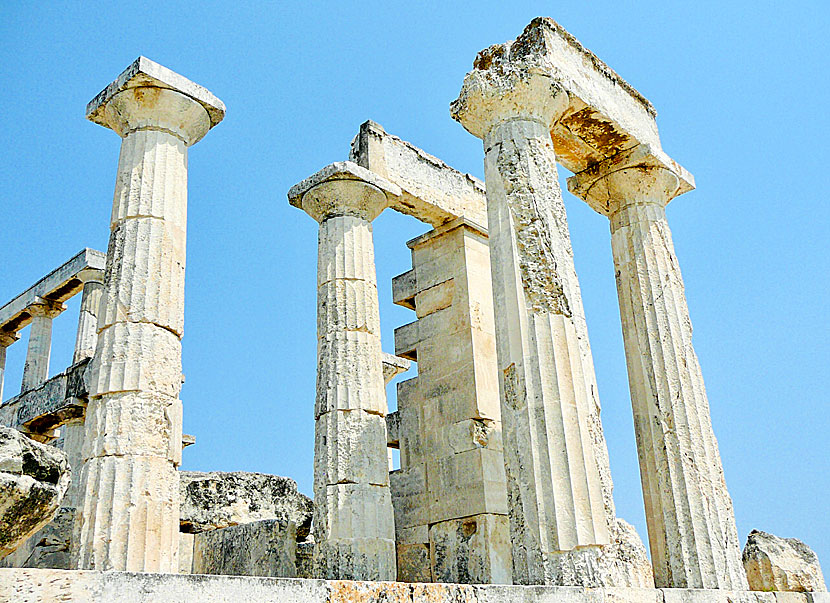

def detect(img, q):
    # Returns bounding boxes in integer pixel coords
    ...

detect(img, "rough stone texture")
[391,218,511,584]
[452,45,623,584]
[290,163,398,580]
[179,471,312,539]
[76,60,223,573]
[0,569,806,603]
[297,540,314,579]
[178,532,194,574]
[192,519,297,578]
[743,530,826,593]
[0,506,74,569]
[0,426,70,559]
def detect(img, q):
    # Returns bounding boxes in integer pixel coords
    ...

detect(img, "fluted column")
[72,268,105,363]
[76,59,224,572]
[0,331,19,402]
[578,165,747,589]
[289,162,400,581]
[21,298,64,392]
[452,68,613,584]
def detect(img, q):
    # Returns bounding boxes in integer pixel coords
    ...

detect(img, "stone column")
[0,331,19,402]
[569,161,747,589]
[76,58,224,572]
[452,70,614,584]
[21,298,64,392]
[289,162,400,581]
[72,268,105,364]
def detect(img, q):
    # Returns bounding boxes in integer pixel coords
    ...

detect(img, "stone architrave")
[0,332,19,402]
[72,269,105,365]
[75,57,224,572]
[21,299,64,394]
[451,48,617,585]
[288,161,400,581]
[568,149,747,589]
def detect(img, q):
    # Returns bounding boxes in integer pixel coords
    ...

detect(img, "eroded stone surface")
[744,530,826,593]
[179,471,312,539]
[0,506,74,569]
[0,426,70,559]
[192,519,297,578]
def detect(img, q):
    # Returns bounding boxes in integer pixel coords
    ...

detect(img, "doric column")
[21,298,64,392]
[452,67,614,584]
[568,157,748,589]
[0,331,19,402]
[288,162,400,581]
[72,268,105,363]
[76,58,224,572]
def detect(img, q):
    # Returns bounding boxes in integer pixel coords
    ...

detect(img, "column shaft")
[21,302,63,392]
[313,214,396,580]
[483,118,609,583]
[610,197,746,589]
[78,122,190,572]
[73,276,104,363]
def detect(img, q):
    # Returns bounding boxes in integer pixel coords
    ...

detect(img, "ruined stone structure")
[0,17,825,603]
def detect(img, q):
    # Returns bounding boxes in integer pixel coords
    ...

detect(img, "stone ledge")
[1,568,822,602]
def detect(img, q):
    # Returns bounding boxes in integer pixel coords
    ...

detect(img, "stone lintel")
[405,216,487,251]
[349,120,487,228]
[0,249,106,335]
[287,161,401,217]
[382,353,411,385]
[86,56,226,129]
[453,17,687,176]
[567,144,696,215]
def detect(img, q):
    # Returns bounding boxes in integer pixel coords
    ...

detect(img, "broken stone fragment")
[743,529,827,592]
[179,471,313,539]
[0,426,70,559]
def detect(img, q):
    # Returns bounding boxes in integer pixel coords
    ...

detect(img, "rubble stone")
[744,530,826,592]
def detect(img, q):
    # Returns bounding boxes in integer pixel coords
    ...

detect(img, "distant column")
[0,331,19,402]
[289,162,400,581]
[76,57,224,572]
[569,160,748,589]
[453,67,611,583]
[72,268,105,363]
[21,298,64,392]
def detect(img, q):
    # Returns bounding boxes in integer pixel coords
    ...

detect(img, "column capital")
[451,43,569,141]
[27,297,65,319]
[87,56,226,146]
[0,330,19,348]
[76,268,105,285]
[288,161,401,223]
[567,144,695,216]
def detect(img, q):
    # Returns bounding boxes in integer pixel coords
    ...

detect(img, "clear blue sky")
[2,2,828,570]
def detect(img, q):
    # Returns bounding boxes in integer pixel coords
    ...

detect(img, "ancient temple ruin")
[1,17,825,603]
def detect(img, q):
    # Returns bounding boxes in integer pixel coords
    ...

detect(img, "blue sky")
[2,2,828,570]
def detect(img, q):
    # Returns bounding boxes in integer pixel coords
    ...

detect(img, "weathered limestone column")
[288,162,400,581]
[76,58,224,572]
[568,157,748,589]
[0,331,19,402]
[72,268,105,364]
[452,67,613,584]
[21,299,64,392]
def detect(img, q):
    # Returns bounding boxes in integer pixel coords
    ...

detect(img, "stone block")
[296,540,314,579]
[0,506,74,569]
[415,279,455,318]
[179,471,312,539]
[193,518,297,578]
[389,465,427,531]
[429,513,511,585]
[178,532,194,574]
[744,530,826,593]
[0,426,70,559]
[426,447,508,521]
[315,483,395,542]
[391,268,416,309]
[315,409,389,486]
[397,542,431,583]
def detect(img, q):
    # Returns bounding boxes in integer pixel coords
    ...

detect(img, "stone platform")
[2,569,828,603]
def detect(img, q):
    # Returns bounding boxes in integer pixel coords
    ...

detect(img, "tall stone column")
[76,58,224,572]
[569,160,747,589]
[21,299,64,392]
[72,268,105,364]
[289,162,400,581]
[452,69,615,584]
[0,331,19,402]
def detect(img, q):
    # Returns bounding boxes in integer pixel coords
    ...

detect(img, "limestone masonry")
[0,17,824,603]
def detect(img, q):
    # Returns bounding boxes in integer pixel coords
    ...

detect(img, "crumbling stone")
[743,530,826,592]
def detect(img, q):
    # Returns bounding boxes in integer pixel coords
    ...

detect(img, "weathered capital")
[87,56,226,146]
[76,268,104,285]
[288,161,401,222]
[567,144,695,216]
[27,298,65,319]
[451,61,568,141]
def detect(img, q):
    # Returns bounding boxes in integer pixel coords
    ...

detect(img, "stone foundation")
[2,569,828,602]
